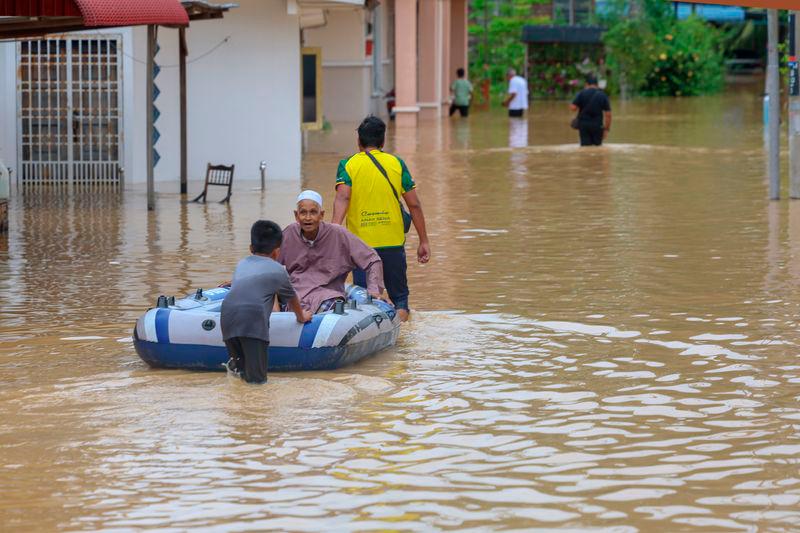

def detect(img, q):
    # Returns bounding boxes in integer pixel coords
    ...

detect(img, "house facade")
[0,0,468,188]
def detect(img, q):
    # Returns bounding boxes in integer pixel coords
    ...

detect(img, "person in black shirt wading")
[570,73,612,146]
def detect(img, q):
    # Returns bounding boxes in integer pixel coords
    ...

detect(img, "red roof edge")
[0,0,82,17]
[73,0,189,27]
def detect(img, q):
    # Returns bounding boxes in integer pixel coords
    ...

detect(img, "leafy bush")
[469,0,549,103]
[467,0,726,100]
[602,1,725,97]
[528,44,605,99]
[603,18,657,95]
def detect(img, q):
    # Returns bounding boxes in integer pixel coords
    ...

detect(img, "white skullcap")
[296,190,323,208]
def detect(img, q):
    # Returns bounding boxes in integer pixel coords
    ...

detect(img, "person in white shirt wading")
[502,68,529,118]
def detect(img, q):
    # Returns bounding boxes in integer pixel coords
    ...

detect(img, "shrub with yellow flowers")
[601,0,724,97]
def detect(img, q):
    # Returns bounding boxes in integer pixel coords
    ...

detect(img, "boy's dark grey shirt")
[220,255,296,342]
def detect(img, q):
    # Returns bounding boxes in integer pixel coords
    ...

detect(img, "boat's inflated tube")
[133,286,400,371]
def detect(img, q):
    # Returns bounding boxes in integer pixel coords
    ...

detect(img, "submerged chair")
[191,163,235,203]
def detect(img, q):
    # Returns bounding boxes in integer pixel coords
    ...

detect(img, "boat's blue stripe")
[298,314,324,349]
[155,308,171,344]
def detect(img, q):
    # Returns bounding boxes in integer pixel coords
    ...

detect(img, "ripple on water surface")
[1,97,800,530]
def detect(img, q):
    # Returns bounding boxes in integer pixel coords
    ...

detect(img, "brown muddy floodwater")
[3,85,800,531]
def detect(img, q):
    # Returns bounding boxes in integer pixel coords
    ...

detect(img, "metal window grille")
[552,0,594,25]
[17,36,123,187]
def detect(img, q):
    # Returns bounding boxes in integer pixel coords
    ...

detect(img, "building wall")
[302,4,397,123]
[136,0,302,184]
[0,43,15,173]
[0,0,302,186]
[379,0,395,116]
[303,8,370,123]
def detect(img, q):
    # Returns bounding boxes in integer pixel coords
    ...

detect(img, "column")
[394,0,419,127]
[417,0,438,119]
[450,0,468,77]
[440,0,451,116]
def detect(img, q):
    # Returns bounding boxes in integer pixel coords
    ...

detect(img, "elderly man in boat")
[278,190,385,313]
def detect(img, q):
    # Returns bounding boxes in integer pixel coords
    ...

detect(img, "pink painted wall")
[417,0,438,119]
[450,0,468,77]
[394,0,418,126]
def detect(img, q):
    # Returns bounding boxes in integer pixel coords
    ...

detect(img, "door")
[17,36,123,185]
[301,47,322,131]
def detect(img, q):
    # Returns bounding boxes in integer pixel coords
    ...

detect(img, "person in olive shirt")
[332,116,431,322]
[570,73,612,146]
[449,68,473,117]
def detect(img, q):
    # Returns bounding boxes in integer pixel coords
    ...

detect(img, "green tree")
[469,0,549,103]
[601,0,725,97]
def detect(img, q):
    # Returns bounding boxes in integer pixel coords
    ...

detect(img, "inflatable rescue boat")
[133,285,400,371]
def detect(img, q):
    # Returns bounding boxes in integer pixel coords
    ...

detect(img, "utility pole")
[179,27,188,196]
[767,9,781,200]
[790,12,800,198]
[146,24,156,210]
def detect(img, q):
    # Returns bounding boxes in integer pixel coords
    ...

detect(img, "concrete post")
[790,12,800,198]
[417,0,438,119]
[394,0,419,126]
[767,9,781,200]
[371,3,383,116]
[179,27,188,196]
[146,25,156,211]
[0,158,8,233]
[450,0,468,77]
[417,0,443,119]
[440,0,452,117]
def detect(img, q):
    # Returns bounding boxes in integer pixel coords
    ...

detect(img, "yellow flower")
[659,53,668,61]
[665,34,674,40]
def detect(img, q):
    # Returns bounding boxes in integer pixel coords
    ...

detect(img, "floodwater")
[3,82,800,531]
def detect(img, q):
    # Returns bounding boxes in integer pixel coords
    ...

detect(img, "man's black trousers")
[579,126,604,146]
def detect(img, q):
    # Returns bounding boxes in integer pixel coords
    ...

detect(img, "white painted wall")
[0,42,18,176]
[303,7,388,122]
[128,0,302,185]
[0,0,302,188]
[300,3,394,122]
[303,8,371,122]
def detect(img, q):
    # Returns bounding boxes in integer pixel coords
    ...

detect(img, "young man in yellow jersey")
[332,116,431,322]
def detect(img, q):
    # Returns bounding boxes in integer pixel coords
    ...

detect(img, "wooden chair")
[191,163,235,203]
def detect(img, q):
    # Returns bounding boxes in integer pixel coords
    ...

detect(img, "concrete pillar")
[790,12,800,198]
[417,0,438,119]
[767,9,780,200]
[418,0,451,119]
[440,0,451,116]
[146,24,156,211]
[450,0,468,77]
[0,158,7,234]
[394,0,419,127]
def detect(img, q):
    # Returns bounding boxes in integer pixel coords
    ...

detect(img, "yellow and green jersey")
[336,150,416,249]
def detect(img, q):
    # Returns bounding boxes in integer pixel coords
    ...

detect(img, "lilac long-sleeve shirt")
[278,222,384,313]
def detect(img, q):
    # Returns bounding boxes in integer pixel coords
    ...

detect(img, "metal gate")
[17,36,123,186]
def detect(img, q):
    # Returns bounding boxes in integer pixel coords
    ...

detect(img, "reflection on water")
[3,88,800,530]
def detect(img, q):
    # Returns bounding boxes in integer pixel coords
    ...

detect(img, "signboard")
[681,0,800,7]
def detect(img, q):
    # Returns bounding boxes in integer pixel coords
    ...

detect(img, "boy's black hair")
[251,220,283,254]
[456,67,465,78]
[357,115,386,148]
[586,73,598,86]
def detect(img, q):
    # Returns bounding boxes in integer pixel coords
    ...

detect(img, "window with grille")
[17,36,123,185]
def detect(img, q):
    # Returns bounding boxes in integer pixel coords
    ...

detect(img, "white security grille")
[17,36,123,186]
